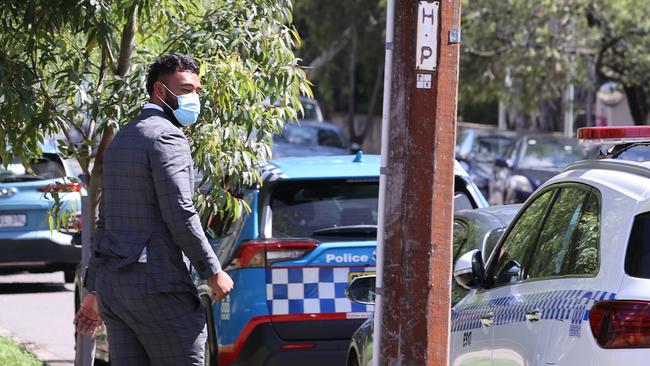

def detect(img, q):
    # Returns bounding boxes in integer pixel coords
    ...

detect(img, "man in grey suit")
[74,53,234,366]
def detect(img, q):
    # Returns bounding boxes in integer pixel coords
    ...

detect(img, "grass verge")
[0,336,44,366]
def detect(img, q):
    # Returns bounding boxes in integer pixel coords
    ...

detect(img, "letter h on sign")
[416,1,440,72]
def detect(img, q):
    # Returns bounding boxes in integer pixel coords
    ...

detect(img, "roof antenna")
[353,150,364,163]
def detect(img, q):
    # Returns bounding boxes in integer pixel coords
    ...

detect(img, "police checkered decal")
[451,289,616,333]
[266,267,375,315]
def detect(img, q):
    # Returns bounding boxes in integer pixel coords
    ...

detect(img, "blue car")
[0,142,83,282]
[198,154,487,366]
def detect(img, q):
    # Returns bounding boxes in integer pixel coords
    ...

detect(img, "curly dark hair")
[146,53,200,94]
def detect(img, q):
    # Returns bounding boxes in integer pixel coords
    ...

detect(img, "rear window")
[625,213,650,278]
[0,153,66,182]
[274,125,345,148]
[270,180,378,239]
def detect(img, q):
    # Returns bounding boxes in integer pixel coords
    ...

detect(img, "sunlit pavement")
[0,272,75,365]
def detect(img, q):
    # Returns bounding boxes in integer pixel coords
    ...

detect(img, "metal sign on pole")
[374,0,462,364]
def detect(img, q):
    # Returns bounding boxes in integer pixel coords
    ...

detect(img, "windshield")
[0,154,66,182]
[471,135,514,163]
[274,125,345,148]
[300,100,319,120]
[518,138,591,169]
[270,180,379,238]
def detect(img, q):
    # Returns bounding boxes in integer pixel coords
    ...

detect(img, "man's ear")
[152,80,162,100]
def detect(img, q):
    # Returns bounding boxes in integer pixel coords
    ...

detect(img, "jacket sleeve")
[149,129,222,279]
[83,198,105,292]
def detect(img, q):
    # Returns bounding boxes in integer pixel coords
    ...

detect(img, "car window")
[563,192,600,275]
[471,136,514,163]
[452,219,472,305]
[484,227,506,260]
[300,100,318,120]
[492,189,554,286]
[518,139,591,169]
[625,212,650,279]
[527,187,590,279]
[274,125,345,148]
[270,180,378,239]
[0,153,66,182]
[454,191,474,212]
[453,220,471,261]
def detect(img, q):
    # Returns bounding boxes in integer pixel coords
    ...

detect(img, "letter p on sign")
[416,1,439,71]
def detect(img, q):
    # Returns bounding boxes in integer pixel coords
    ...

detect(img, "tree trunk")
[347,26,358,143]
[624,85,649,125]
[306,26,353,80]
[357,60,384,147]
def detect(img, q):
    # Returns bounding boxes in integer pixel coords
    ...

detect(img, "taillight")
[38,182,83,193]
[590,300,650,348]
[227,240,319,270]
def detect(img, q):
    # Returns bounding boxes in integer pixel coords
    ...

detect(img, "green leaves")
[0,0,310,228]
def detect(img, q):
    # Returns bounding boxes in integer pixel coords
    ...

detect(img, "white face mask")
[158,84,201,126]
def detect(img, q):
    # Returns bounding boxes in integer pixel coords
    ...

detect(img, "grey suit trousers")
[95,261,207,366]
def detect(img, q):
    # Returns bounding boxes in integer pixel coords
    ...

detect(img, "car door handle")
[525,309,541,322]
[480,312,495,327]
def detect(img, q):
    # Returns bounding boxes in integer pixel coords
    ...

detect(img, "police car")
[451,126,650,366]
[202,153,486,366]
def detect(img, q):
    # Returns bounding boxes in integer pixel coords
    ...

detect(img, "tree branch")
[116,4,139,77]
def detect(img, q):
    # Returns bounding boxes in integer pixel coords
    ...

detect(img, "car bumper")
[224,321,363,366]
[0,231,80,272]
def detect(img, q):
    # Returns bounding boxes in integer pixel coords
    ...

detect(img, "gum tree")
[0,0,311,235]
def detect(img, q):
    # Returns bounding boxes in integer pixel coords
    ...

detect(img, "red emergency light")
[577,126,650,145]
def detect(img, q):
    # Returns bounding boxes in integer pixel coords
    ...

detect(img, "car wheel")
[347,350,360,366]
[64,269,75,283]
[201,294,218,366]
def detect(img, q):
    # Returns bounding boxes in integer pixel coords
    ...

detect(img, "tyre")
[64,269,75,283]
[201,294,218,366]
[347,350,360,366]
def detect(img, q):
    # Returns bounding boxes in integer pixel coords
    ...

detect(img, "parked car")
[455,126,518,199]
[345,204,521,366]
[451,126,650,365]
[0,142,83,282]
[489,133,595,205]
[200,155,485,366]
[272,121,351,158]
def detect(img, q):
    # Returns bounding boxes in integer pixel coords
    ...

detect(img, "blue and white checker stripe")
[451,289,616,333]
[266,266,375,315]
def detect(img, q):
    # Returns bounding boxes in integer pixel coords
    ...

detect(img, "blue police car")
[199,153,487,366]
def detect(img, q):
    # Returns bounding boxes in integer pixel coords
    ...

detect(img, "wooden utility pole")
[377,0,461,364]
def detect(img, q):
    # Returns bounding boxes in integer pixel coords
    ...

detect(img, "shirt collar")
[143,103,164,112]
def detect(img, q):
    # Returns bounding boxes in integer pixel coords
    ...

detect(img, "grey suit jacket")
[85,109,221,293]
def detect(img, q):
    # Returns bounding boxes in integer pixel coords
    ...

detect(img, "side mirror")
[345,275,376,305]
[453,249,486,290]
[495,157,511,168]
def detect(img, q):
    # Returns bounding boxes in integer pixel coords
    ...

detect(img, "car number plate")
[0,214,27,228]
[348,271,376,283]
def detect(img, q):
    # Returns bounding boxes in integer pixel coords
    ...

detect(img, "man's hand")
[207,271,234,301]
[74,293,103,336]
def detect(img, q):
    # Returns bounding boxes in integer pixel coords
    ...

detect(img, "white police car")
[451,126,650,366]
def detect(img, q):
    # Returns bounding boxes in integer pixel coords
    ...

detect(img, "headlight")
[508,175,533,193]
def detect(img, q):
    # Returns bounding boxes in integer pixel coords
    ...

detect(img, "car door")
[487,185,598,366]
[482,188,556,366]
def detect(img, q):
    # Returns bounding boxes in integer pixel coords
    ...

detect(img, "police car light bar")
[577,126,650,145]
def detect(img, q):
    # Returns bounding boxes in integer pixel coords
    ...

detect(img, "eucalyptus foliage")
[0,0,311,228]
[461,0,650,125]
